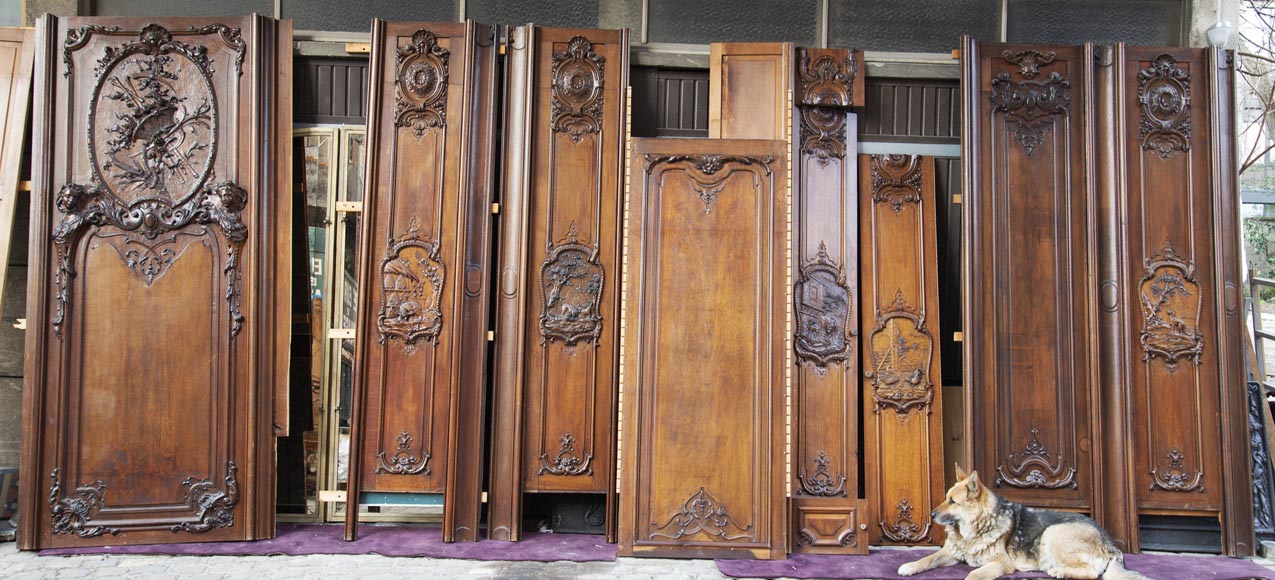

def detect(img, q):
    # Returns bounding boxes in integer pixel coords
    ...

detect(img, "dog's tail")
[1102,553,1152,580]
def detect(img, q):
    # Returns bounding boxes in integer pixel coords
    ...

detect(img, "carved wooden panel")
[344,20,497,543]
[618,138,788,559]
[962,44,1097,522]
[489,25,629,541]
[789,46,866,555]
[1117,47,1246,538]
[708,42,792,139]
[0,29,34,314]
[860,154,944,546]
[19,15,291,549]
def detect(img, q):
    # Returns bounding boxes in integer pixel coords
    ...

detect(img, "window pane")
[1006,0,1183,46]
[465,0,598,28]
[92,0,272,17]
[648,0,818,45]
[829,0,999,53]
[285,0,456,33]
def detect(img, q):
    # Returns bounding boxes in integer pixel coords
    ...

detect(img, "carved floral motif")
[375,430,431,475]
[797,48,857,107]
[995,427,1078,490]
[990,67,1071,157]
[643,154,774,216]
[799,106,847,164]
[649,487,753,541]
[538,432,594,476]
[173,462,239,532]
[1151,447,1205,493]
[551,36,605,143]
[869,155,922,214]
[1138,239,1203,373]
[48,469,117,538]
[49,462,239,536]
[1002,49,1057,79]
[880,498,931,543]
[798,451,847,497]
[794,242,851,368]
[1138,54,1191,158]
[377,217,445,350]
[540,222,604,346]
[395,30,449,137]
[868,290,934,415]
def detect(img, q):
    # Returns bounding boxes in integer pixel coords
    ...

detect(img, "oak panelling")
[0,29,34,317]
[19,15,291,549]
[618,138,789,560]
[1115,46,1252,554]
[489,25,629,542]
[344,20,497,543]
[861,154,944,546]
[708,42,792,140]
[790,47,867,555]
[962,44,1100,521]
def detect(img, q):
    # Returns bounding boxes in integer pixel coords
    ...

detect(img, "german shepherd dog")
[898,465,1149,580]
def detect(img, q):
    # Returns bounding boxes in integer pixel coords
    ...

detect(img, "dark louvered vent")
[295,56,370,125]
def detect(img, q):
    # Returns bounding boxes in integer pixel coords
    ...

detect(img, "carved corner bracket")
[868,290,934,415]
[394,29,450,138]
[995,426,1078,490]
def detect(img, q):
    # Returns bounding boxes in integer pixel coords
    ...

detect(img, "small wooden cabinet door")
[344,20,497,543]
[708,42,792,140]
[1116,46,1251,554]
[861,154,945,546]
[19,15,291,549]
[488,25,629,541]
[790,47,867,555]
[961,43,1099,517]
[0,28,34,314]
[618,138,788,560]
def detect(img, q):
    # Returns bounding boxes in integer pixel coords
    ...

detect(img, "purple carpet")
[39,523,616,561]
[716,549,1275,580]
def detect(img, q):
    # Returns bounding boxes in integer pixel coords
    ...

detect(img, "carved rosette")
[375,430,431,475]
[377,217,445,350]
[880,498,932,543]
[649,487,753,542]
[539,222,604,346]
[551,36,605,143]
[644,154,774,216]
[797,451,847,497]
[869,155,923,214]
[53,24,249,341]
[797,48,857,107]
[794,242,851,368]
[48,469,118,538]
[394,29,449,138]
[1138,239,1203,373]
[1151,448,1205,493]
[799,107,847,165]
[172,462,240,532]
[995,427,1078,490]
[868,290,934,415]
[990,54,1071,157]
[538,432,594,476]
[1138,54,1191,158]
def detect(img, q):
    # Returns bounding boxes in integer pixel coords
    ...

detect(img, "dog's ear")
[955,463,968,480]
[966,470,981,496]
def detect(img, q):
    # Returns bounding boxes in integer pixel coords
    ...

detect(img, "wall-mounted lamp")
[1207,1,1233,47]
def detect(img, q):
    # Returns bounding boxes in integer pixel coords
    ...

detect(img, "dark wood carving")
[618,138,787,559]
[1138,239,1203,372]
[1150,447,1204,493]
[797,451,847,497]
[376,217,445,348]
[995,427,1078,490]
[799,107,846,163]
[21,15,291,550]
[880,498,932,544]
[869,155,922,214]
[394,29,448,137]
[1248,380,1275,542]
[1002,49,1056,78]
[1137,54,1191,158]
[794,242,850,368]
[989,60,1071,157]
[867,290,934,415]
[489,26,628,542]
[344,20,498,543]
[797,47,861,107]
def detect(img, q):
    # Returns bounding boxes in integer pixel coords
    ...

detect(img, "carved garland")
[394,29,449,138]
[1138,54,1191,159]
[539,222,604,346]
[995,427,1078,490]
[794,241,852,369]
[868,290,934,415]
[551,36,605,143]
[49,462,239,536]
[649,487,753,541]
[989,65,1071,157]
[1151,447,1205,493]
[1138,239,1203,373]
[797,48,858,107]
[377,217,445,350]
[880,498,932,543]
[538,432,594,476]
[375,430,431,475]
[797,450,847,497]
[869,155,923,214]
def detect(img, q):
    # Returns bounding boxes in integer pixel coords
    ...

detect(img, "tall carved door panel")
[344,20,497,542]
[1115,46,1251,554]
[489,25,629,541]
[618,138,789,559]
[19,15,292,549]
[790,47,868,555]
[961,42,1099,519]
[861,154,944,546]
[708,42,792,140]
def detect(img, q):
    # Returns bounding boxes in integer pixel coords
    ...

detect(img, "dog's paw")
[898,561,926,577]
[1045,568,1067,579]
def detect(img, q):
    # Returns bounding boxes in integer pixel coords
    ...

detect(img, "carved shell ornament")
[797,49,857,107]
[551,36,605,143]
[395,29,449,137]
[53,24,249,340]
[870,154,923,213]
[1138,54,1191,158]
